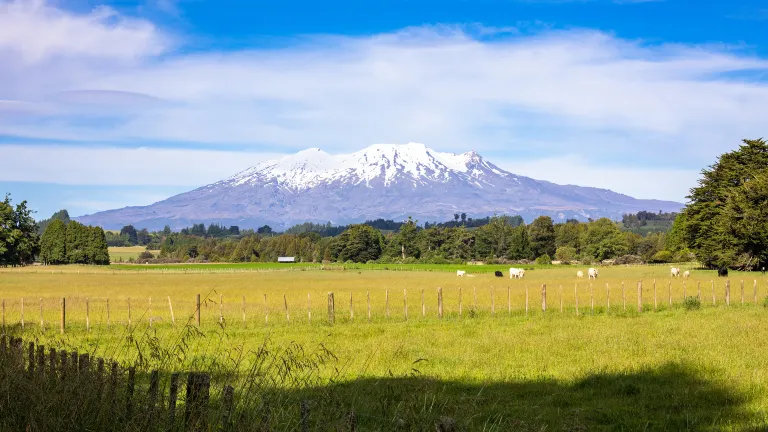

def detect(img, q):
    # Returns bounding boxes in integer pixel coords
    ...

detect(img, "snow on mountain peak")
[224,143,498,190]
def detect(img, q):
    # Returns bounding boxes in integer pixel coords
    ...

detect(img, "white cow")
[671,267,680,278]
[509,268,525,279]
[588,268,598,280]
[683,270,690,278]
[576,271,584,278]
[456,270,465,277]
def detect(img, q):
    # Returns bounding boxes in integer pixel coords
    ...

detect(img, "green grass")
[2,264,768,430]
[108,246,149,262]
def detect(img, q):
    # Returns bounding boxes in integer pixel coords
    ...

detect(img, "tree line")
[151,214,680,265]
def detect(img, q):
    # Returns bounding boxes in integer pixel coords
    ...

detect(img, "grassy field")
[2,264,768,430]
[108,246,150,262]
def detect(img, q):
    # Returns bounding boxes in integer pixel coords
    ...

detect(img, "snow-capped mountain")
[77,143,683,230]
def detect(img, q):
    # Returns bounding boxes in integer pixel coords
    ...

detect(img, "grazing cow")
[456,270,465,277]
[683,270,690,278]
[509,268,525,279]
[494,270,503,277]
[576,271,584,278]
[588,268,598,280]
[718,266,728,277]
[671,267,680,278]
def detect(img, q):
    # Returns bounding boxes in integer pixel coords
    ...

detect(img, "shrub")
[683,296,701,310]
[555,246,577,264]
[535,254,552,265]
[138,251,155,260]
[651,250,674,263]
[762,296,768,308]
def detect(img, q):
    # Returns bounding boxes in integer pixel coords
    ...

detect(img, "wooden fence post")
[59,350,68,381]
[403,289,407,321]
[421,289,426,317]
[458,287,462,316]
[36,344,45,377]
[126,366,136,419]
[754,280,758,306]
[683,281,687,300]
[327,293,335,324]
[711,281,716,305]
[85,298,90,332]
[589,284,594,313]
[241,295,246,325]
[219,294,224,325]
[185,372,210,432]
[726,280,731,306]
[653,280,657,310]
[284,294,290,322]
[438,287,444,319]
[636,281,643,313]
[222,385,234,429]
[168,296,175,326]
[541,284,547,312]
[39,298,44,330]
[308,293,312,322]
[740,280,744,305]
[384,290,390,318]
[60,298,65,334]
[697,281,701,302]
[127,298,132,327]
[575,284,579,315]
[28,341,35,375]
[196,294,201,327]
[49,347,56,378]
[168,373,179,428]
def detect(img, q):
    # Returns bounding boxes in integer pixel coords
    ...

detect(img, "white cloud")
[0,0,169,64]
[0,1,767,202]
[0,144,281,186]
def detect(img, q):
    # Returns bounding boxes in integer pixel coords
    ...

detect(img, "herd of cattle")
[455,266,730,279]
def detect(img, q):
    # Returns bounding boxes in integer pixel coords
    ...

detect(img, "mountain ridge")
[76,143,683,230]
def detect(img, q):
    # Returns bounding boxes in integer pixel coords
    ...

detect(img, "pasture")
[2,264,768,430]
[108,246,150,262]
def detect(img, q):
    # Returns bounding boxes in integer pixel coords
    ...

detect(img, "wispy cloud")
[1,0,766,204]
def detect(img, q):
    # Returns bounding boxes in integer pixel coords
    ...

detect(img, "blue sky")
[1,0,767,219]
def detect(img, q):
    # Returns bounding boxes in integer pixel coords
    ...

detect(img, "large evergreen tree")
[528,216,556,258]
[0,195,39,266]
[681,139,768,269]
[40,219,67,264]
[331,224,383,262]
[65,221,89,264]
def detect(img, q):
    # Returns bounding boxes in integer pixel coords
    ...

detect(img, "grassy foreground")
[2,265,768,430]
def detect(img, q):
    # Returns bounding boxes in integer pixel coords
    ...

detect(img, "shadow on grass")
[286,363,758,431]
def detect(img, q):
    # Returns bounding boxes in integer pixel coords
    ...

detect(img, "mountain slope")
[77,143,683,230]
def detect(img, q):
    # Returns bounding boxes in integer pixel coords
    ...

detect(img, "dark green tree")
[680,139,768,268]
[65,221,89,264]
[528,216,556,258]
[331,224,383,262]
[581,218,629,261]
[87,226,110,265]
[508,224,533,260]
[0,195,39,266]
[40,219,67,264]
[120,225,138,245]
[137,228,151,245]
